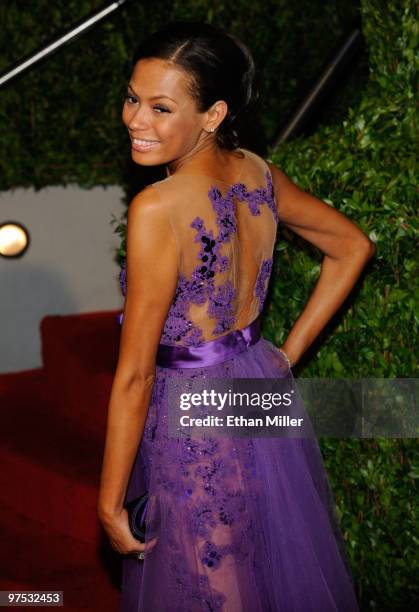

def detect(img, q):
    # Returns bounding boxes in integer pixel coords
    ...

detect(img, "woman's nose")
[126,106,150,131]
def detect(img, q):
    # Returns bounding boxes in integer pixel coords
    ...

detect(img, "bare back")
[148,148,279,346]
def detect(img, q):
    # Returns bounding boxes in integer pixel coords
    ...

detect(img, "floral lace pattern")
[136,364,260,610]
[160,170,278,345]
[118,170,277,343]
[255,258,273,313]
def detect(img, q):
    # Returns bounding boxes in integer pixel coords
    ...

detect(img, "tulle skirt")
[119,326,359,612]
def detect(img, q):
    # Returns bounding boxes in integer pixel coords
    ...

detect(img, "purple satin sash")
[156,316,262,369]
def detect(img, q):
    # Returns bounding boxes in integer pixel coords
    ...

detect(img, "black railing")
[0,0,130,89]
[271,23,363,146]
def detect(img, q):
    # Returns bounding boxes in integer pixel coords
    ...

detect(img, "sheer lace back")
[120,148,279,346]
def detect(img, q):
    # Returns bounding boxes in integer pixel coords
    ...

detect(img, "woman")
[98,21,374,611]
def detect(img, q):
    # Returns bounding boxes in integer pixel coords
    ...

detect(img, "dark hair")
[131,21,258,150]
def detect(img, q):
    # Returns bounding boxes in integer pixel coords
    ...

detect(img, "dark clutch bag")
[124,491,149,542]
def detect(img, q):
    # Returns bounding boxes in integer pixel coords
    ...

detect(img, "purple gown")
[118,148,360,611]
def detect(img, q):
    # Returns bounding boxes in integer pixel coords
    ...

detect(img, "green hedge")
[266,1,417,608]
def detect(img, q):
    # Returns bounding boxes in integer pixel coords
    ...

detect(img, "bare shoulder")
[265,160,299,192]
[126,181,182,260]
[125,183,178,271]
[239,147,267,168]
[264,159,310,224]
[128,182,173,225]
[130,183,162,210]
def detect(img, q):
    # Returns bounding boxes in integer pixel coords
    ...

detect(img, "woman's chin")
[131,149,163,165]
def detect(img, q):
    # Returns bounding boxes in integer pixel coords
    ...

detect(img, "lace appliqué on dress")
[150,380,257,604]
[161,170,278,346]
[255,258,273,314]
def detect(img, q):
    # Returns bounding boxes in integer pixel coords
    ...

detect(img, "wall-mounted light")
[0,221,30,258]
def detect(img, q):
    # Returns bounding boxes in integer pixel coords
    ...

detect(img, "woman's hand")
[98,507,148,556]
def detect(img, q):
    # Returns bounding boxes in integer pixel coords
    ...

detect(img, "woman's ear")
[204,100,228,132]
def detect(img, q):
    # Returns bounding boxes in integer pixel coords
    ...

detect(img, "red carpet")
[0,311,124,610]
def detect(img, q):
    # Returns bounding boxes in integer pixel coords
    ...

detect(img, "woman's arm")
[97,185,178,524]
[267,162,376,366]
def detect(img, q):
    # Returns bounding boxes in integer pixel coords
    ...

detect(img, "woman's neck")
[165,142,241,177]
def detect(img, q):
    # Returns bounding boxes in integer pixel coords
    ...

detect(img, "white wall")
[0,185,125,373]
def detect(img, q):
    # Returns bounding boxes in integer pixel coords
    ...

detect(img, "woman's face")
[122,58,217,167]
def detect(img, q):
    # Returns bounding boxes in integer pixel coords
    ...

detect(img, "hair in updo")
[131,21,258,150]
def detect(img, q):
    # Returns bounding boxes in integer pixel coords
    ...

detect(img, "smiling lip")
[131,137,160,152]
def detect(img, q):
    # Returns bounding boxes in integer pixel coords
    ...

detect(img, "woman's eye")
[124,97,169,113]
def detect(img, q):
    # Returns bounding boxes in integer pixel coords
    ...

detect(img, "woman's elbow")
[351,235,376,261]
[113,368,156,393]
[363,237,376,260]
